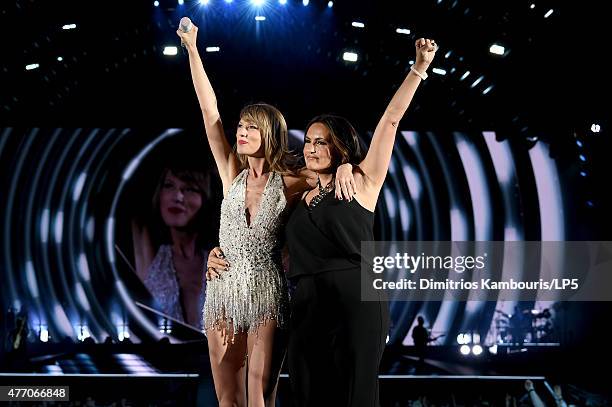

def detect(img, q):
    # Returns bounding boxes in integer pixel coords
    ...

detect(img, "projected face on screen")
[132,166,210,331]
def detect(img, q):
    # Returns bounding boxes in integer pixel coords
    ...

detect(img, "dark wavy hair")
[304,114,366,171]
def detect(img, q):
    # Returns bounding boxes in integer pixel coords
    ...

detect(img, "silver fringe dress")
[144,245,207,330]
[204,169,290,340]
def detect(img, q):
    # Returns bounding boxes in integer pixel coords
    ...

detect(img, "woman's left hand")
[335,163,356,201]
[414,38,438,72]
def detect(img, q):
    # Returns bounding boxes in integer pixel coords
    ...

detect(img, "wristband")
[410,65,428,80]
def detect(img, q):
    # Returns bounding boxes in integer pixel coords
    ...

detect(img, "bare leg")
[207,322,248,407]
[246,320,288,407]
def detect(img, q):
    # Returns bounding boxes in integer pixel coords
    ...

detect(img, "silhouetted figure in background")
[510,306,526,345]
[412,316,430,366]
[6,308,29,371]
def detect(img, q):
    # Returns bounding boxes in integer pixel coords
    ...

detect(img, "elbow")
[382,109,402,128]
[202,109,221,126]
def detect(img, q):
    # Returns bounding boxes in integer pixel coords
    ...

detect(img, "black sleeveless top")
[285,192,375,279]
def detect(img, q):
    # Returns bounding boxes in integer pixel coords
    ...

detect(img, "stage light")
[255,15,266,21]
[587,200,594,207]
[576,140,583,147]
[73,172,87,201]
[472,333,480,344]
[78,253,91,282]
[483,85,494,95]
[39,325,49,342]
[252,0,265,6]
[530,3,535,9]
[159,319,173,334]
[57,57,63,62]
[409,60,414,65]
[403,131,417,147]
[386,335,390,344]
[200,0,210,4]
[77,324,91,341]
[40,208,50,243]
[544,9,554,18]
[460,345,471,355]
[460,71,470,80]
[488,344,498,355]
[471,75,484,88]
[54,211,64,243]
[26,261,39,298]
[352,22,365,28]
[154,0,159,6]
[580,171,587,177]
[489,44,505,55]
[303,0,309,5]
[178,0,184,4]
[579,154,586,162]
[591,123,601,133]
[118,324,130,341]
[396,28,410,35]
[62,24,77,30]
[86,216,95,242]
[327,1,333,8]
[25,63,40,71]
[206,46,220,52]
[445,50,452,58]
[225,0,233,2]
[472,345,483,355]
[343,52,358,62]
[163,46,178,56]
[279,0,287,4]
[457,333,471,344]
[432,67,446,75]
[106,217,115,264]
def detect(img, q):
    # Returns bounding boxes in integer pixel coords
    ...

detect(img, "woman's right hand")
[175,23,199,51]
[206,246,230,280]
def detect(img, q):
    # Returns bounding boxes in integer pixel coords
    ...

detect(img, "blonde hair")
[235,103,295,174]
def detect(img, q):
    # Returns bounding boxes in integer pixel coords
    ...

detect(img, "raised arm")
[524,380,546,407]
[359,38,437,189]
[176,23,239,193]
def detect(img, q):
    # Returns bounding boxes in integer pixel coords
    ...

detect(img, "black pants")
[288,269,390,407]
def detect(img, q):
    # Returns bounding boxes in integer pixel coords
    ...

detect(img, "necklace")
[308,175,335,210]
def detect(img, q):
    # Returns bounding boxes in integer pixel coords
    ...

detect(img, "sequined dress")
[204,169,290,339]
[144,244,207,330]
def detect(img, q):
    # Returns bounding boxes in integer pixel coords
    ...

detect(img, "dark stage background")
[1,0,610,405]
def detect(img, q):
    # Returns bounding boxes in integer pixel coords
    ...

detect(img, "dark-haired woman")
[285,38,438,406]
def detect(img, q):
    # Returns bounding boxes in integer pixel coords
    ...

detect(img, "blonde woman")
[176,24,354,407]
